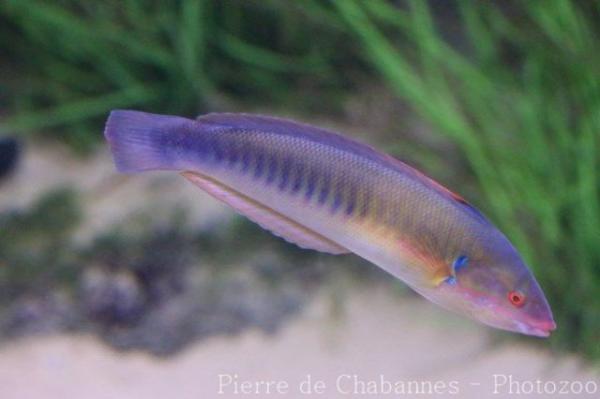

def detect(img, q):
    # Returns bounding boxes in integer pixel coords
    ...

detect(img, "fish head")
[423,231,555,337]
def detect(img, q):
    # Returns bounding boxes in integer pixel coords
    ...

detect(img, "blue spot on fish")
[453,255,469,272]
[445,276,457,285]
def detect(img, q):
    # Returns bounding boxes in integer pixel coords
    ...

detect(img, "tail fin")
[104,110,191,173]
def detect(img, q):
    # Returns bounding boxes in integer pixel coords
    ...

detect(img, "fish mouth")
[514,318,556,338]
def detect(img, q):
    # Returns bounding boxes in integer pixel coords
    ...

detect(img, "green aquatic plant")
[0,0,357,152]
[332,0,600,358]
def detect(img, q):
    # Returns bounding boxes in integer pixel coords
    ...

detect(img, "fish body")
[105,110,555,337]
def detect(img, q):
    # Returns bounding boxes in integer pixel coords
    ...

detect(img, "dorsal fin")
[404,165,490,224]
[181,171,349,255]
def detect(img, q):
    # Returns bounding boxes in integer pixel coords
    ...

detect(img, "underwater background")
[0,1,598,397]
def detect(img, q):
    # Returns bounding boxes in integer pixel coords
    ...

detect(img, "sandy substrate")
[0,286,597,399]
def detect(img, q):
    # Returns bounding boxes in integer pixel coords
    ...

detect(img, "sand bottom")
[0,286,597,399]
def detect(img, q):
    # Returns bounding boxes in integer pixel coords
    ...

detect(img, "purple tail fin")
[104,110,192,173]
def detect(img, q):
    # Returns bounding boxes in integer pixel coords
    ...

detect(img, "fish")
[104,110,556,337]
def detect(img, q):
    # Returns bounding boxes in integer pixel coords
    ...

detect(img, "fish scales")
[114,112,476,285]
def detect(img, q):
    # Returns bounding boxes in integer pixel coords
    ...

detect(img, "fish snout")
[515,316,556,337]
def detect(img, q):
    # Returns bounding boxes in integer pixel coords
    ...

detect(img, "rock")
[80,267,145,325]
[1,291,76,336]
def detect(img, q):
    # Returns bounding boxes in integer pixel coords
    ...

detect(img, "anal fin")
[181,171,349,255]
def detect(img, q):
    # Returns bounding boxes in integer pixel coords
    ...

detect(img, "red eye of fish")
[508,290,526,307]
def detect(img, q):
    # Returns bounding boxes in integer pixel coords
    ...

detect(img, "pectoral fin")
[181,171,350,255]
[431,266,454,287]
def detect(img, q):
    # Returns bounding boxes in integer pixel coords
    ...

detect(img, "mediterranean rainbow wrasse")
[104,110,556,337]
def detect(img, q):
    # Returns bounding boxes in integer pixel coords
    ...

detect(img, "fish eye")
[508,290,526,307]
